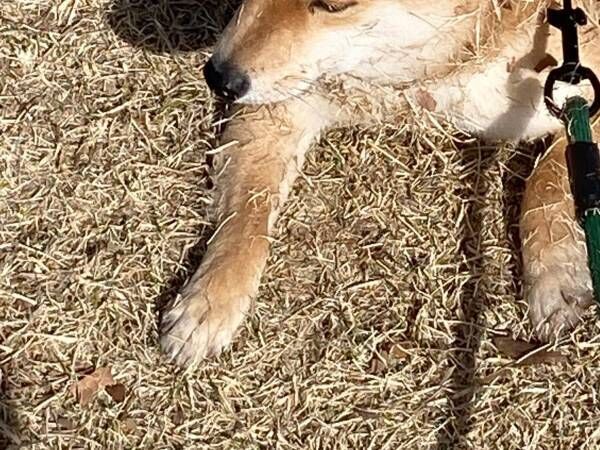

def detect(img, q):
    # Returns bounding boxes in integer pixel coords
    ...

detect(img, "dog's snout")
[203,59,250,101]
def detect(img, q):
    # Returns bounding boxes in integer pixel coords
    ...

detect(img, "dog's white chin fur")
[236,90,288,105]
[237,83,313,105]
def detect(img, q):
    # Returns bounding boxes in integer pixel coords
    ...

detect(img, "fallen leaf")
[94,367,114,385]
[69,366,116,406]
[172,406,185,426]
[56,417,75,430]
[493,337,536,358]
[105,383,126,403]
[368,356,386,375]
[492,337,567,366]
[121,418,137,433]
[388,345,410,361]
[415,89,437,112]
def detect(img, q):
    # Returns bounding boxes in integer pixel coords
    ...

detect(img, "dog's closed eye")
[309,0,358,14]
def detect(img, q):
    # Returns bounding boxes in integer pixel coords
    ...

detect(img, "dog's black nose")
[203,59,250,101]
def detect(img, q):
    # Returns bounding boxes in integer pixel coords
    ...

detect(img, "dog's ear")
[308,0,358,14]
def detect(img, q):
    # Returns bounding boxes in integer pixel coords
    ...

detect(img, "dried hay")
[1,1,600,449]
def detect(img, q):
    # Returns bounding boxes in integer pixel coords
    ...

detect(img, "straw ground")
[2,0,600,448]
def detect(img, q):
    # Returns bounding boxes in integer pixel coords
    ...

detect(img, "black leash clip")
[544,0,600,118]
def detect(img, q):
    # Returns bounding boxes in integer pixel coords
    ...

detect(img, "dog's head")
[204,0,466,104]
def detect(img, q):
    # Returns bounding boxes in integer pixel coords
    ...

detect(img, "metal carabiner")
[543,0,600,118]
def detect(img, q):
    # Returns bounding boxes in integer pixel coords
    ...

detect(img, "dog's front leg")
[160,96,334,366]
[521,135,595,340]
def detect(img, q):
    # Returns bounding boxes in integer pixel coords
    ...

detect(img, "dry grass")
[2,1,600,449]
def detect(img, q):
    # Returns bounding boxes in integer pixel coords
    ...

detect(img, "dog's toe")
[160,292,247,367]
[528,270,593,342]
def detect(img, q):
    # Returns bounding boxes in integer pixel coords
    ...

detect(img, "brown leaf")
[493,337,537,358]
[121,418,137,433]
[56,417,75,430]
[415,89,437,112]
[368,356,386,375]
[172,406,185,426]
[492,337,567,366]
[69,377,98,406]
[105,383,126,403]
[94,367,115,388]
[388,345,409,361]
[69,366,116,406]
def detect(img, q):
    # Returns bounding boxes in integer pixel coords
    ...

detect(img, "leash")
[544,0,600,303]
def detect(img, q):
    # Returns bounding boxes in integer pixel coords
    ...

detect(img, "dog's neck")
[339,1,547,84]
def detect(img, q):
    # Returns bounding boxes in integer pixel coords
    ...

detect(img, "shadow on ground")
[0,371,19,448]
[434,137,547,449]
[106,0,240,53]
[434,56,552,445]
[106,0,240,315]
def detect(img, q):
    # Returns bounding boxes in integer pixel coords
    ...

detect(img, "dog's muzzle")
[203,59,251,101]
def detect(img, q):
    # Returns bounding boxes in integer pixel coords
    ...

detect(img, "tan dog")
[160,0,600,366]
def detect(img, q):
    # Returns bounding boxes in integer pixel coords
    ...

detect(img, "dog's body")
[160,0,600,366]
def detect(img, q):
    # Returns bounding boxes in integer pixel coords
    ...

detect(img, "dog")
[159,0,600,366]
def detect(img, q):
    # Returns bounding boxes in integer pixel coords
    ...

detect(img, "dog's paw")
[160,283,251,367]
[527,269,593,342]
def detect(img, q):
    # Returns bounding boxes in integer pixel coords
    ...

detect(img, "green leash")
[564,97,600,302]
[545,1,600,303]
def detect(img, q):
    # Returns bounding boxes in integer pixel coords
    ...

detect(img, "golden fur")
[160,0,600,366]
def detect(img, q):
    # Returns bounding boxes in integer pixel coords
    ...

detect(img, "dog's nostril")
[223,75,250,100]
[203,59,250,101]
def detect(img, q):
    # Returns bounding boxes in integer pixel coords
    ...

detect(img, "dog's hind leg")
[160,95,336,366]
[520,134,595,341]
